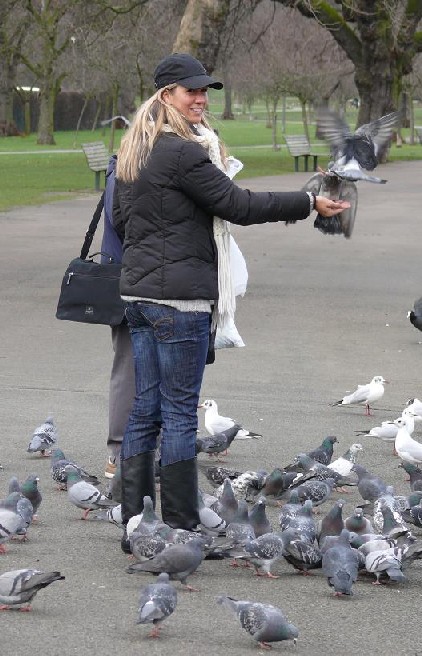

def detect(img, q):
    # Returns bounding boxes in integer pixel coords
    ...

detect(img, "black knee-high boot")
[120,451,156,553]
[159,457,200,530]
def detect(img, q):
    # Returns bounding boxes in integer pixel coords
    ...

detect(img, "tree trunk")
[37,84,56,145]
[221,64,234,120]
[300,99,309,141]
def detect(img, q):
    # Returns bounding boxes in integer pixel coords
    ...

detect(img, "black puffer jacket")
[113,132,311,301]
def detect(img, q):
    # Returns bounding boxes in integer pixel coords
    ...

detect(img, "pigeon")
[199,400,262,439]
[127,537,207,591]
[229,470,267,502]
[65,465,116,520]
[322,529,360,596]
[281,528,322,575]
[216,596,299,648]
[0,505,27,552]
[0,569,64,610]
[92,504,123,529]
[248,497,272,538]
[304,110,399,238]
[407,296,422,333]
[50,448,100,489]
[402,501,422,528]
[198,464,243,488]
[351,464,388,504]
[1,492,34,534]
[231,532,285,577]
[373,495,409,539]
[332,376,388,415]
[328,443,363,476]
[212,478,238,525]
[278,489,302,531]
[27,416,57,457]
[399,462,422,492]
[262,468,302,500]
[285,453,355,490]
[364,546,406,585]
[20,474,42,516]
[283,499,318,543]
[290,477,337,508]
[136,572,177,638]
[126,496,163,539]
[306,436,338,465]
[195,424,241,459]
[8,476,21,495]
[394,414,422,465]
[198,491,226,534]
[318,499,345,547]
[225,501,255,548]
[100,115,130,127]
[345,507,373,535]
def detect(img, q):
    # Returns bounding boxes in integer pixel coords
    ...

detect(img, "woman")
[113,52,349,548]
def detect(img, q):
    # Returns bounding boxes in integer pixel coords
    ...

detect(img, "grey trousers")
[107,323,136,450]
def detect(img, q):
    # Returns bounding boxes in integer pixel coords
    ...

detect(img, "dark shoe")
[121,451,156,526]
[160,457,200,530]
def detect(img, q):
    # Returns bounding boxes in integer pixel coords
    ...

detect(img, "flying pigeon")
[216,596,299,648]
[198,400,262,439]
[50,448,100,489]
[407,296,422,333]
[136,572,177,638]
[332,376,388,415]
[0,569,64,611]
[127,537,207,591]
[304,109,399,238]
[27,416,57,457]
[321,528,360,596]
[65,465,116,520]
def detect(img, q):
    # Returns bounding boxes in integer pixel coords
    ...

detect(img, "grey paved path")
[0,161,422,655]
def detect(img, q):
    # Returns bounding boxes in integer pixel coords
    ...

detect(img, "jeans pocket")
[137,303,174,341]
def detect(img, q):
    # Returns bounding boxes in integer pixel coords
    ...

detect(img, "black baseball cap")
[154,53,223,90]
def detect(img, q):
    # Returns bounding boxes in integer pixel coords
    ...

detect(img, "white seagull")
[198,400,262,439]
[332,375,388,416]
[405,398,422,422]
[355,408,417,454]
[394,414,422,465]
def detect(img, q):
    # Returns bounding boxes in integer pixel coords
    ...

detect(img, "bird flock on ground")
[2,379,422,649]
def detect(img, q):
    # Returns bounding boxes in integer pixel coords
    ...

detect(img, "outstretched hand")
[315,197,350,217]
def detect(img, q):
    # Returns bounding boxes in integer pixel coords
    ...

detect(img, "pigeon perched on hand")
[27,416,57,457]
[199,400,262,439]
[332,376,388,416]
[407,296,422,333]
[216,596,298,648]
[0,569,64,611]
[65,466,116,520]
[136,572,177,638]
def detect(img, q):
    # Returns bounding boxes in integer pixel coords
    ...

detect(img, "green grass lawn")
[1,101,422,211]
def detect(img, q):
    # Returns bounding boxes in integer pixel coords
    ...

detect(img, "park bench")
[81,141,110,191]
[284,135,319,172]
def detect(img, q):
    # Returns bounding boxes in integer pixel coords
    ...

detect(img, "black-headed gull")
[198,400,262,439]
[394,414,422,465]
[332,375,388,415]
[355,408,416,454]
[405,398,422,420]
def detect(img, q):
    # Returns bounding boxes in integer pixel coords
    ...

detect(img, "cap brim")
[178,74,223,90]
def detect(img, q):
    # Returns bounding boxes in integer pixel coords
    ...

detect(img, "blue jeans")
[121,302,210,466]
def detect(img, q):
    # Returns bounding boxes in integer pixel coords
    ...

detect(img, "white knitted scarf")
[162,123,235,331]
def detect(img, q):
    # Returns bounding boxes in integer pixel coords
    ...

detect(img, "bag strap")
[80,192,105,260]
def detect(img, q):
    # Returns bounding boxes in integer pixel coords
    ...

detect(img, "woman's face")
[164,85,208,123]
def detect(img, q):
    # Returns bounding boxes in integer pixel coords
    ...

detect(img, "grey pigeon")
[198,490,226,534]
[228,470,267,502]
[198,464,243,488]
[280,527,322,574]
[225,501,255,548]
[284,499,317,543]
[1,492,33,534]
[50,448,100,489]
[328,443,363,477]
[0,505,27,552]
[318,499,345,547]
[216,596,298,648]
[8,476,21,495]
[351,464,388,504]
[345,507,373,535]
[262,468,302,500]
[92,504,123,529]
[286,454,355,489]
[291,477,337,508]
[195,424,241,459]
[231,532,285,578]
[136,572,177,638]
[27,416,57,457]
[131,529,167,563]
[399,462,422,492]
[212,478,238,525]
[365,546,406,584]
[248,497,272,538]
[407,296,422,333]
[20,474,42,516]
[65,465,116,520]
[322,528,360,596]
[278,489,302,530]
[307,436,338,465]
[402,500,422,528]
[126,496,164,539]
[0,569,64,610]
[127,537,207,591]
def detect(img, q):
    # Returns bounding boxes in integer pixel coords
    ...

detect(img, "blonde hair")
[116,84,227,182]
